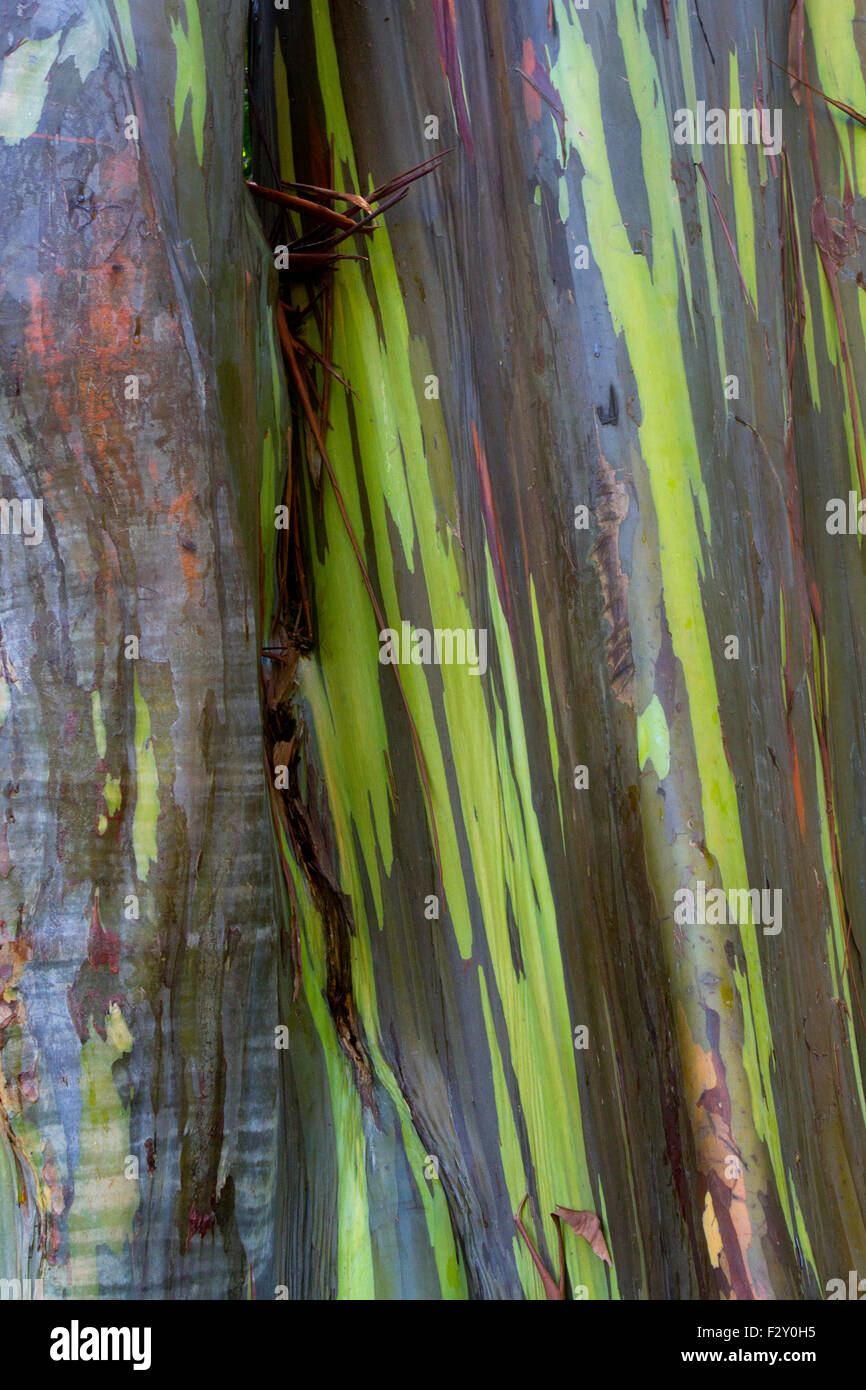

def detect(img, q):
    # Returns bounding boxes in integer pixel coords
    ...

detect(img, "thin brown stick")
[246,180,358,229]
[695,162,758,317]
[279,180,375,215]
[769,58,866,127]
[513,1195,566,1301]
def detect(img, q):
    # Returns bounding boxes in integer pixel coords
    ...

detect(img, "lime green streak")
[637,693,670,781]
[285,844,375,1300]
[0,32,62,145]
[91,690,107,760]
[567,1,710,548]
[621,18,696,341]
[104,775,122,818]
[92,690,122,824]
[170,0,206,165]
[727,52,759,313]
[790,1181,819,1289]
[814,245,841,374]
[487,550,604,1296]
[273,40,295,184]
[477,966,546,1297]
[552,0,791,1243]
[531,577,565,841]
[107,0,137,69]
[558,177,570,226]
[132,670,158,882]
[66,1005,137,1297]
[674,6,725,382]
[301,485,394,931]
[307,935,374,1301]
[806,0,866,185]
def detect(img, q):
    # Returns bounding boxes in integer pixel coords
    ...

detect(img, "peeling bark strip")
[267,727,376,1115]
[589,429,634,706]
[431,0,475,159]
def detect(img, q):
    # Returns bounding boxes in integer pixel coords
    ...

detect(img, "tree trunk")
[0,0,281,1297]
[254,0,866,1300]
[2,0,865,1302]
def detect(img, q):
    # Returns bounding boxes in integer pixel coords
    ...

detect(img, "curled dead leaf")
[553,1206,612,1266]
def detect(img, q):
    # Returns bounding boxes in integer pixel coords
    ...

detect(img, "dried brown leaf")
[553,1207,612,1265]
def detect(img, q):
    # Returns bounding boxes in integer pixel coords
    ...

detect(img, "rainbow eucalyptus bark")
[250,0,866,1300]
[0,0,280,1295]
[3,0,865,1305]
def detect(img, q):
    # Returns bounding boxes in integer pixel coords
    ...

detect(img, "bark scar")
[589,421,634,706]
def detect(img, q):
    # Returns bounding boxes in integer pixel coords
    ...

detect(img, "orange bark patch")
[0,919,30,1033]
[520,39,542,124]
[24,277,73,438]
[168,487,204,602]
[0,823,12,880]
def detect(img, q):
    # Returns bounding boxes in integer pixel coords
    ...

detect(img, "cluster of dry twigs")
[248,138,447,1004]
